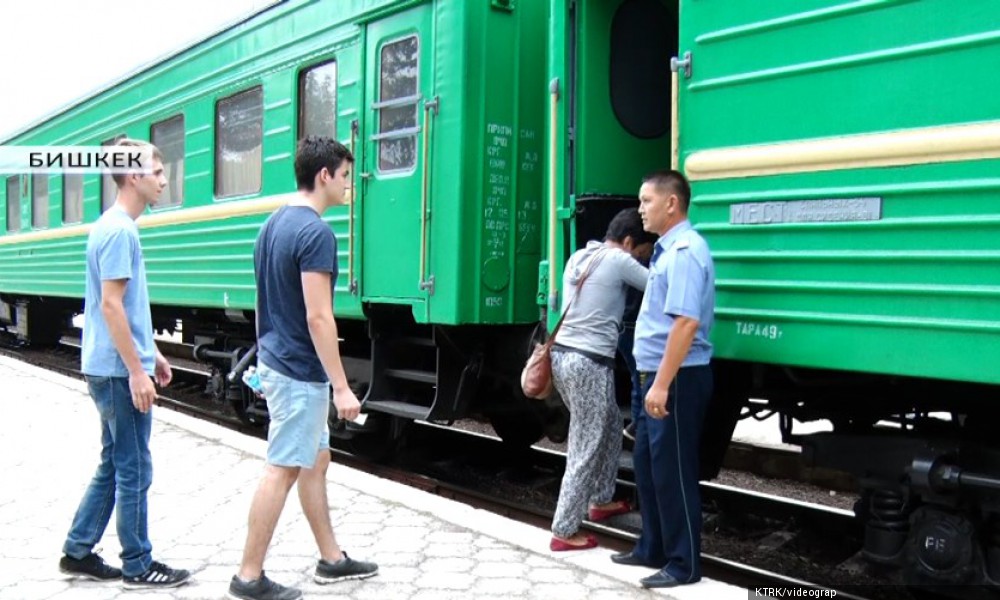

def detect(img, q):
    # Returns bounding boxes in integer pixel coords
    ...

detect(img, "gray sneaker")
[314,553,379,584]
[228,573,302,600]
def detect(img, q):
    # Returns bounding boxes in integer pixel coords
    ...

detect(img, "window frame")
[100,134,126,212]
[5,175,21,233]
[297,59,339,142]
[150,114,186,210]
[608,0,672,140]
[31,173,49,230]
[214,85,264,199]
[374,33,421,175]
[62,172,84,225]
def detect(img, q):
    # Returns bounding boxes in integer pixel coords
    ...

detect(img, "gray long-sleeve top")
[554,240,649,358]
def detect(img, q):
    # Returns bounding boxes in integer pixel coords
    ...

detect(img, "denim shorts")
[258,361,330,468]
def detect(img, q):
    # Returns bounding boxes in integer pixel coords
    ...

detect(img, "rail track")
[2,337,895,598]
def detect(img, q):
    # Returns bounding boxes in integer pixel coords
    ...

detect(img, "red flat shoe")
[550,534,598,551]
[588,500,632,522]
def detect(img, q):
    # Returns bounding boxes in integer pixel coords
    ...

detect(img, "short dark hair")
[605,208,656,246]
[295,136,354,191]
[112,139,163,187]
[642,169,691,213]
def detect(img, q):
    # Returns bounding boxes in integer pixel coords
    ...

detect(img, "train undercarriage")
[0,294,571,453]
[7,293,1000,594]
[743,362,1000,595]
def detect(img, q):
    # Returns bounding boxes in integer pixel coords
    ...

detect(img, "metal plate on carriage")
[730,197,882,225]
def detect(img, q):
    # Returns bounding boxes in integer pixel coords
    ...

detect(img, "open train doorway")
[547,0,740,478]
[564,0,676,246]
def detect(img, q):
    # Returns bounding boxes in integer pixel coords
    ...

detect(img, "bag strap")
[544,248,609,348]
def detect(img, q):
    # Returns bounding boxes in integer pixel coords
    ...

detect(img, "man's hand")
[129,370,157,413]
[154,351,172,387]
[645,384,670,420]
[332,386,361,421]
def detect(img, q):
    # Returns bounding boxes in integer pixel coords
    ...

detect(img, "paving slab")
[0,355,747,599]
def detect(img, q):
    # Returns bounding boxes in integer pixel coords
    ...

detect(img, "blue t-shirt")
[254,205,338,383]
[81,206,156,376]
[634,220,715,372]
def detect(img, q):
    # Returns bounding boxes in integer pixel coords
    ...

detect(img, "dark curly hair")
[295,136,354,191]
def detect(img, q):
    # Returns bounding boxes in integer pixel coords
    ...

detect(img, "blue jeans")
[63,376,153,577]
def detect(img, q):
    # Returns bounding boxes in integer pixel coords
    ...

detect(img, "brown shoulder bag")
[520,250,607,399]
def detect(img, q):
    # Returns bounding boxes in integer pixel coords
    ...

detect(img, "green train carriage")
[547,0,1000,591]
[0,0,557,442]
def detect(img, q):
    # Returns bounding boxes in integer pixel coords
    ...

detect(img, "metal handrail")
[371,93,422,110]
[671,70,680,170]
[370,126,421,142]
[419,96,440,294]
[547,78,560,312]
[349,119,359,294]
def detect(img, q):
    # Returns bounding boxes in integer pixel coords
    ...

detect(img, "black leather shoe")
[610,551,649,567]
[640,570,681,588]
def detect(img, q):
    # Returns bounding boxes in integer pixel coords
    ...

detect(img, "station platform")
[0,355,748,599]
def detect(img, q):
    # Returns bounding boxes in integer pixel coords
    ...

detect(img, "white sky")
[0,0,278,141]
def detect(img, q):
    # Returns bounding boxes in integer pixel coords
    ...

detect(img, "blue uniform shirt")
[255,205,337,383]
[633,219,715,372]
[81,205,156,376]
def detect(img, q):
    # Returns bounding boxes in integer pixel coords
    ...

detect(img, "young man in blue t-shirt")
[229,137,377,600]
[60,139,191,589]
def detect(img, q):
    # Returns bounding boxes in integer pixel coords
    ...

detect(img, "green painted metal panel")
[574,0,675,196]
[544,0,574,322]
[678,0,1000,385]
[468,0,547,325]
[360,3,434,309]
[0,232,88,299]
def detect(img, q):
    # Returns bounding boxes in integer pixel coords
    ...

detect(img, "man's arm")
[301,271,360,421]
[645,316,699,419]
[101,279,157,412]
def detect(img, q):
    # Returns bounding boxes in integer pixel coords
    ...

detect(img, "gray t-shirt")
[554,241,648,358]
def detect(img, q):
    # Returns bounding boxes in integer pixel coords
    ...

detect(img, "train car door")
[361,5,434,303]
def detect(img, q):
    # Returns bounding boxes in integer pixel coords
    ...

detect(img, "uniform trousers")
[631,364,712,583]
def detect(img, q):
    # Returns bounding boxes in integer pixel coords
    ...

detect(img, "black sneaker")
[314,552,379,584]
[122,561,191,589]
[59,553,122,581]
[228,572,302,600]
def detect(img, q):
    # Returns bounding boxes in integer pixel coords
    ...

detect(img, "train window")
[609,0,672,139]
[5,176,20,233]
[377,35,419,172]
[63,173,84,224]
[31,174,49,229]
[216,86,263,198]
[299,61,337,140]
[100,134,125,212]
[151,115,185,208]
